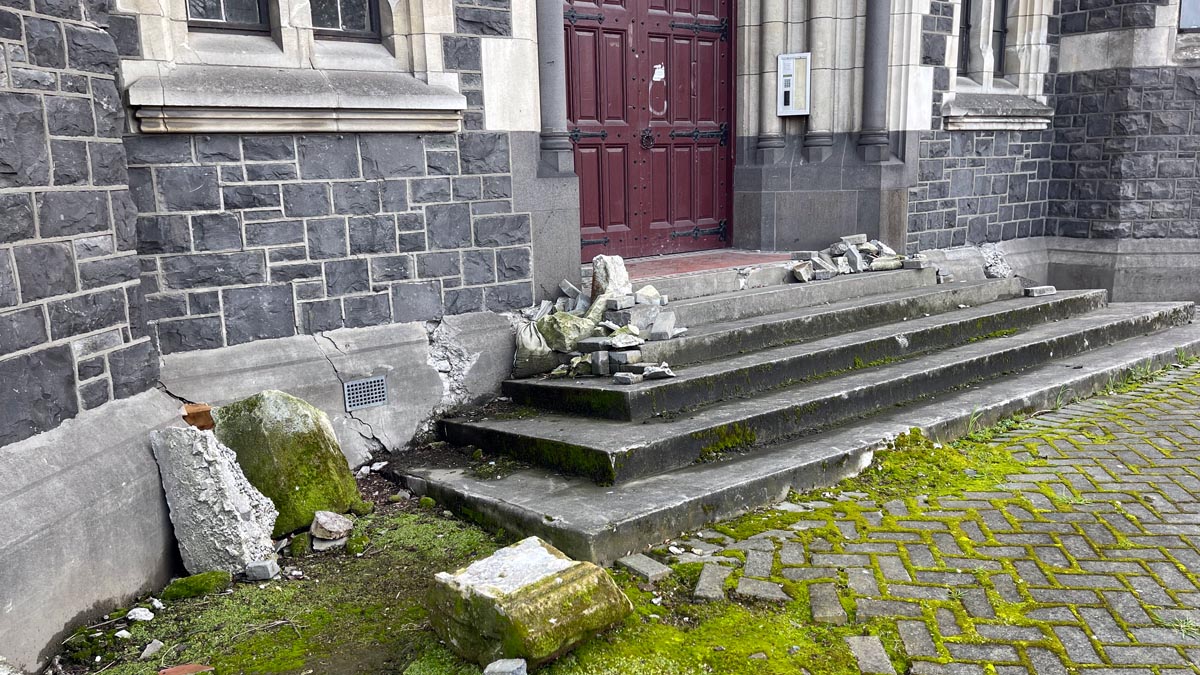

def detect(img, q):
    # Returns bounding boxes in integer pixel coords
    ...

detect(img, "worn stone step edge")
[403,323,1200,564]
[584,260,795,304]
[504,289,1109,421]
[667,267,937,328]
[444,303,1193,484]
[640,277,1023,366]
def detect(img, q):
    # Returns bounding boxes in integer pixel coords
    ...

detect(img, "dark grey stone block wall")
[1048,66,1200,240]
[1059,0,1167,35]
[0,0,157,447]
[904,0,1060,252]
[127,131,534,355]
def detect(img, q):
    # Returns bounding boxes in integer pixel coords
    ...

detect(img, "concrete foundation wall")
[0,390,182,673]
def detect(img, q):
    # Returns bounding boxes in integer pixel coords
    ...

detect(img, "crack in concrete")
[155,381,194,405]
[311,333,383,454]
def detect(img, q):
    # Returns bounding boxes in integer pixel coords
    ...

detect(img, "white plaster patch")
[437,537,576,599]
[481,38,540,132]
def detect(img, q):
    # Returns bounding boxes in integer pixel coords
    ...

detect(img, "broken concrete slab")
[150,427,278,575]
[428,537,632,668]
[1025,285,1057,297]
[793,261,813,283]
[213,390,361,537]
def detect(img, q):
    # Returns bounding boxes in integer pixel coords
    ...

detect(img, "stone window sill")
[1176,32,1200,64]
[127,64,466,133]
[943,92,1053,131]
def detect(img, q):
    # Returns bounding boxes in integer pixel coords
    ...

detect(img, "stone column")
[757,0,786,163]
[537,0,573,174]
[803,0,834,162]
[857,0,892,162]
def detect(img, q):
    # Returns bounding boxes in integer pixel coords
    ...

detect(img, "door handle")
[639,128,655,149]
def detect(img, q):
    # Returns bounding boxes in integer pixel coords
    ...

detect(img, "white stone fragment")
[559,279,581,298]
[140,640,164,660]
[484,660,529,675]
[150,427,278,576]
[644,363,676,379]
[312,536,348,551]
[634,285,662,305]
[613,372,643,385]
[311,511,354,540]
[127,608,154,622]
[114,630,132,640]
[245,559,281,580]
[841,234,868,246]
[591,255,633,297]
[1024,285,1057,297]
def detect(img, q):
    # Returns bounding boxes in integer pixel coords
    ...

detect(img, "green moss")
[420,496,437,509]
[289,532,311,557]
[694,423,758,463]
[349,500,375,516]
[160,570,232,601]
[967,328,1019,343]
[212,390,360,537]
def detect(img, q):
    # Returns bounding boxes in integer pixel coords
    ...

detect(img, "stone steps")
[503,289,1109,421]
[642,275,1021,366]
[441,301,1193,485]
[402,321,1200,564]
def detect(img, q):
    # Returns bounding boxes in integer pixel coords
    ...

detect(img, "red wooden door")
[565,0,732,261]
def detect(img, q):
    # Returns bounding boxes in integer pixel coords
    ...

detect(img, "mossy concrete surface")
[56,362,1200,675]
[212,390,361,536]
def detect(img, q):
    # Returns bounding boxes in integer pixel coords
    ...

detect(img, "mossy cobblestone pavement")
[60,362,1200,674]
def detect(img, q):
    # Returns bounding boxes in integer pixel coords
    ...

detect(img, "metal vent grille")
[344,375,388,412]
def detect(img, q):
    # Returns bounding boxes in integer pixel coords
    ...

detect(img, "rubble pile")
[513,255,682,384]
[791,234,930,283]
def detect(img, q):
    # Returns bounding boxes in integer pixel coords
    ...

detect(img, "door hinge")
[669,219,727,241]
[568,128,609,143]
[668,123,728,146]
[565,7,605,24]
[669,17,728,40]
[581,236,611,247]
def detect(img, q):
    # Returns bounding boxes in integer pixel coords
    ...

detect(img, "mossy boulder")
[536,312,595,353]
[161,570,232,601]
[212,390,360,537]
[428,537,632,668]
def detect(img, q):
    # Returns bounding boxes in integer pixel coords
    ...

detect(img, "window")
[187,0,271,32]
[991,0,1008,75]
[311,0,382,41]
[958,0,1009,81]
[1183,0,1200,32]
[958,0,972,74]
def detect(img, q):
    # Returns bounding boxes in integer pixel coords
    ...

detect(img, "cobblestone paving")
[679,364,1200,675]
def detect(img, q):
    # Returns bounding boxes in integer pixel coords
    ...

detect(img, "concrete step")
[667,267,937,328]
[442,302,1193,485]
[404,321,1200,564]
[585,259,796,303]
[639,276,1023,366]
[505,289,1109,421]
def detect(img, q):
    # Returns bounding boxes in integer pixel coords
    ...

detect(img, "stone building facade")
[6,0,1200,670]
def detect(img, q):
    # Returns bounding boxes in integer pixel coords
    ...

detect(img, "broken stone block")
[312,536,348,551]
[619,363,650,374]
[813,269,836,281]
[648,311,677,341]
[613,372,643,385]
[609,331,645,349]
[127,607,154,622]
[599,320,622,332]
[140,639,165,660]
[858,240,880,255]
[835,257,853,275]
[484,660,528,675]
[870,255,903,271]
[605,304,660,332]
[813,253,838,273]
[576,336,612,353]
[604,295,634,311]
[644,363,676,379]
[559,279,581,299]
[980,242,1014,279]
[829,242,850,256]
[150,427,279,574]
[311,511,354,540]
[670,327,688,338]
[792,250,819,261]
[535,311,595,353]
[902,258,931,269]
[244,559,281,581]
[841,233,868,246]
[554,297,571,313]
[591,350,611,376]
[212,390,360,537]
[616,553,672,582]
[845,248,866,273]
[792,261,813,283]
[609,349,641,365]
[693,563,731,601]
[1025,285,1057,297]
[871,239,897,256]
[634,285,662,305]
[428,537,633,668]
[937,270,954,284]
[591,254,632,297]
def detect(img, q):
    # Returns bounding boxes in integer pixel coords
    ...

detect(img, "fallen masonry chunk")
[610,349,641,365]
[115,630,132,640]
[591,350,612,376]
[604,295,634,311]
[245,559,281,581]
[644,363,676,379]
[616,553,672,582]
[484,660,529,675]
[591,254,633,297]
[312,536,348,551]
[870,255,903,271]
[902,258,931,269]
[559,279,581,298]
[127,608,154,622]
[792,250,820,261]
[845,247,867,273]
[613,372,644,385]
[576,336,612,353]
[841,233,868,246]
[813,269,836,281]
[212,390,360,537]
[829,241,850,256]
[606,304,660,332]
[813,253,838,273]
[634,285,662,305]
[599,320,622,332]
[311,510,354,540]
[609,332,645,349]
[792,261,813,283]
[836,257,853,275]
[1025,285,1057,297]
[858,240,880,255]
[648,311,677,341]
[151,427,278,574]
[536,311,595,353]
[670,327,688,338]
[428,537,632,668]
[141,640,164,660]
[871,239,897,256]
[619,363,650,374]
